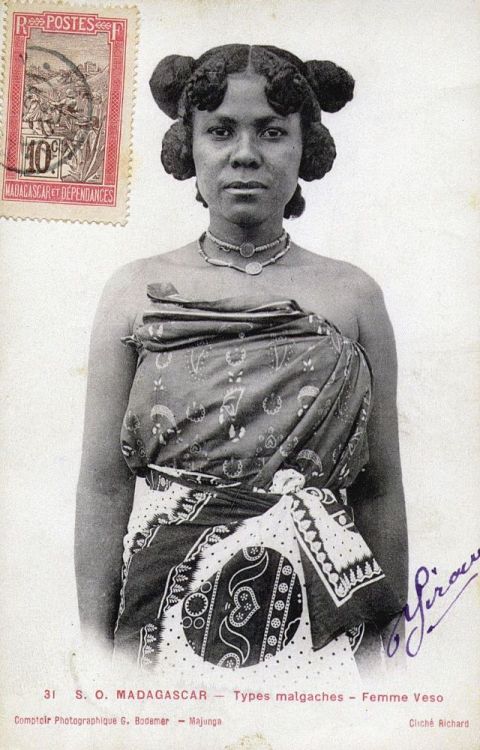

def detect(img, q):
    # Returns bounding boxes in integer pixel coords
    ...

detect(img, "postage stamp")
[0,1,137,223]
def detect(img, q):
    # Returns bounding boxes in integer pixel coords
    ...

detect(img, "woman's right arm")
[75,266,139,651]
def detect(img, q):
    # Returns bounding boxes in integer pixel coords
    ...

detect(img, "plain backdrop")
[0,1,479,748]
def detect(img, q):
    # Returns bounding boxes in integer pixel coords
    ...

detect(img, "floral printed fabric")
[120,282,371,490]
[113,285,403,669]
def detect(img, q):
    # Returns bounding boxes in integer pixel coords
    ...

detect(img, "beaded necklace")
[197,232,291,275]
[205,228,287,258]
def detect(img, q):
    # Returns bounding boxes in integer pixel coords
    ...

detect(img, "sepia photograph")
[0,1,478,748]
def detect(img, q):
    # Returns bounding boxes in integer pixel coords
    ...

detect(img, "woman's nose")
[230,131,261,169]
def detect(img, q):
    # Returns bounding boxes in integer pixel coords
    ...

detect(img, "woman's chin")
[220,204,275,229]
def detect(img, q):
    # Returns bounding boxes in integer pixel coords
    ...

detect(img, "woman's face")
[192,73,302,234]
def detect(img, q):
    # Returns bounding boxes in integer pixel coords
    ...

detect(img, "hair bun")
[149,55,196,119]
[305,60,354,113]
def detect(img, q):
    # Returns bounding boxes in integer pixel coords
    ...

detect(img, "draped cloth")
[113,284,403,670]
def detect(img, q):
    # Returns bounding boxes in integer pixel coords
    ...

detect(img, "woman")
[75,45,408,678]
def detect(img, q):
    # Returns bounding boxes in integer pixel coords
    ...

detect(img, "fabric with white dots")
[113,467,401,675]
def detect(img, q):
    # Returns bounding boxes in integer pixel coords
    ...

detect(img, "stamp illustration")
[0,2,137,223]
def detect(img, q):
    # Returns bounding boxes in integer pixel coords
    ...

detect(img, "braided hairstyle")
[150,45,354,218]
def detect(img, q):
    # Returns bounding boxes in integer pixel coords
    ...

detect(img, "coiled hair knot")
[185,59,228,111]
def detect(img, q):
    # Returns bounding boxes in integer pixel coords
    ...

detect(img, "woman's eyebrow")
[253,116,288,127]
[205,115,237,126]
[205,115,288,127]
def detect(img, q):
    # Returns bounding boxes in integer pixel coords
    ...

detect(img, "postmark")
[0,2,137,223]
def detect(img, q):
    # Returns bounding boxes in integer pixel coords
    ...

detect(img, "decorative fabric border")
[292,488,384,606]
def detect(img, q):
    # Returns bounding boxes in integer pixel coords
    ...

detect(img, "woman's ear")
[305,60,354,113]
[149,55,196,119]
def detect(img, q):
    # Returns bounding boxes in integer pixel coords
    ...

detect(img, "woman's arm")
[349,277,408,634]
[75,266,138,651]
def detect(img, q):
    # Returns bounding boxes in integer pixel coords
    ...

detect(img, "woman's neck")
[208,216,285,246]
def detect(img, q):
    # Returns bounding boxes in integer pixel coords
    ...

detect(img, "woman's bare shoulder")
[101,244,195,299]
[293,244,383,298]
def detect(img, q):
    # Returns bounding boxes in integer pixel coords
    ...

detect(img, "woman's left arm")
[348,276,408,636]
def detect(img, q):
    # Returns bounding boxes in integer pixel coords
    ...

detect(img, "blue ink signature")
[387,546,480,658]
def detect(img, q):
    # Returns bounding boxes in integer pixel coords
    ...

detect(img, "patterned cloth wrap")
[114,283,402,669]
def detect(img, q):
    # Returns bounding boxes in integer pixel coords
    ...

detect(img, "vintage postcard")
[0,1,137,223]
[0,1,478,749]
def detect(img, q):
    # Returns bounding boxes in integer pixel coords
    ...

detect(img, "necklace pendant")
[245,261,263,276]
[240,242,255,258]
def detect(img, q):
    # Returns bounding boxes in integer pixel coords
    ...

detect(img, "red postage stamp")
[0,2,137,223]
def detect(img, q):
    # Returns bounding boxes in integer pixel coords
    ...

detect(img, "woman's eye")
[261,127,286,139]
[208,127,232,139]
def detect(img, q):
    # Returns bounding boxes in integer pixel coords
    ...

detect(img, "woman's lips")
[224,181,267,194]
